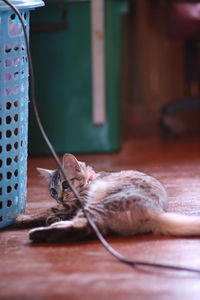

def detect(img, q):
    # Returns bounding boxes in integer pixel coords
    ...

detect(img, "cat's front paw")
[15,214,35,228]
[15,213,48,228]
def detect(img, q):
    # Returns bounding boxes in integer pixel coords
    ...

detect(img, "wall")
[122,0,188,138]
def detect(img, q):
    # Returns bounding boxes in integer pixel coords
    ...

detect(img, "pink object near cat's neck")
[88,169,96,182]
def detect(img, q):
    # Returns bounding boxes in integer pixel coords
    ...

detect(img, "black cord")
[2,0,200,275]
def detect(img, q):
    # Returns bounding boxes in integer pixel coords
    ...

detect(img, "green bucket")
[29,0,129,155]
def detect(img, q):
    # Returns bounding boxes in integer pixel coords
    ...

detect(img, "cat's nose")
[57,197,64,205]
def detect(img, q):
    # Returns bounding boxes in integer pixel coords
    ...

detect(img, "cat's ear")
[62,153,82,179]
[37,168,54,182]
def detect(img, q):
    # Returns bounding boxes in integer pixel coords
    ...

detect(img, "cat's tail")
[152,212,200,236]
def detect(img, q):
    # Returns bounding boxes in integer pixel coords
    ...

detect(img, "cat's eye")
[62,181,69,189]
[50,188,57,199]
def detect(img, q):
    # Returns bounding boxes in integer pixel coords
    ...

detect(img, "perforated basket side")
[0,10,29,228]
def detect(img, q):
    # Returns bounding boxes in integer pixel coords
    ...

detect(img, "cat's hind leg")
[29,212,93,243]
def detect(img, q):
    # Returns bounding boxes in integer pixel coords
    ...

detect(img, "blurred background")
[28,0,200,155]
[122,0,200,140]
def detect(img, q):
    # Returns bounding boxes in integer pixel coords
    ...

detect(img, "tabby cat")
[16,153,200,243]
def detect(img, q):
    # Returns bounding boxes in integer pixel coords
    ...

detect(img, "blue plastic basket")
[0,0,44,228]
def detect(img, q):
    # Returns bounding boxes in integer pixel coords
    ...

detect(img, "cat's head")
[37,153,96,204]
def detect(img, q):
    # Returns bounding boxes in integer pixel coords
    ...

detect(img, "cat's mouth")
[57,197,65,205]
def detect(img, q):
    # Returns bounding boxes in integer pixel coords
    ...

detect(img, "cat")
[16,153,200,243]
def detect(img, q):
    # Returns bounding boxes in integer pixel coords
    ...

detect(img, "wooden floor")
[1,136,200,300]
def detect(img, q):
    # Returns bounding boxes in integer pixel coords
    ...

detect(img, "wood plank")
[1,137,200,299]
